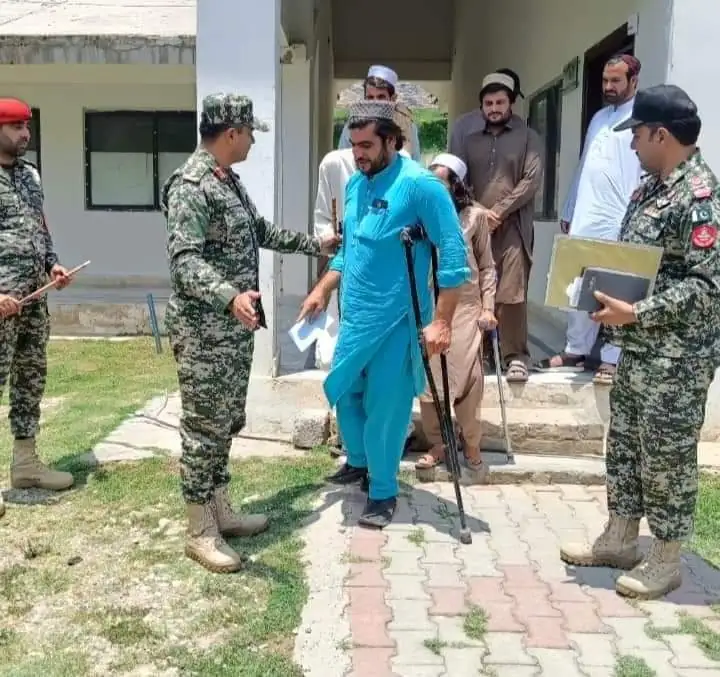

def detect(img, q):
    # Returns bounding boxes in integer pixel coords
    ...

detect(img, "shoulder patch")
[691,224,717,249]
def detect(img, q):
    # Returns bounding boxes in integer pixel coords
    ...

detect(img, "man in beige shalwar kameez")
[416,153,496,471]
[457,72,543,383]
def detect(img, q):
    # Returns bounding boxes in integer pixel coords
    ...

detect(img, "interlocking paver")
[332,484,720,677]
[527,648,586,675]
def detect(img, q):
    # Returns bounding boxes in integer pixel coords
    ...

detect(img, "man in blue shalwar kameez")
[299,100,470,529]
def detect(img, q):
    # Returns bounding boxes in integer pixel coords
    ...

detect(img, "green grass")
[0,339,336,676]
[463,605,488,641]
[690,473,720,568]
[614,655,656,677]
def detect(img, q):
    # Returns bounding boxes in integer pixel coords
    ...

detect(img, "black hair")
[429,165,475,212]
[605,54,642,79]
[347,118,405,151]
[479,82,516,105]
[199,121,229,141]
[496,68,523,98]
[649,117,702,146]
[363,75,396,98]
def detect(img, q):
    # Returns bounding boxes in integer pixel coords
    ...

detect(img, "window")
[528,80,562,220]
[26,108,41,172]
[84,111,197,211]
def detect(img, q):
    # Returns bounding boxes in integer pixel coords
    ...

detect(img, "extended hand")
[422,319,451,357]
[590,291,637,326]
[318,232,342,255]
[478,309,498,331]
[0,294,20,319]
[297,286,330,322]
[50,264,72,290]
[230,290,261,330]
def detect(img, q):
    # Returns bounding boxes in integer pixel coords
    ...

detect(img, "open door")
[580,24,635,146]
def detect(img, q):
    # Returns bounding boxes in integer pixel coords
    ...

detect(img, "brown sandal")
[593,363,616,385]
[415,445,445,469]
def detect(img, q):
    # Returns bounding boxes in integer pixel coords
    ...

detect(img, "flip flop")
[506,360,529,383]
[593,363,616,385]
[415,445,445,469]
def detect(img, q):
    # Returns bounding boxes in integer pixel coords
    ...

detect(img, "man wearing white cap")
[415,153,496,473]
[459,72,543,383]
[337,65,422,162]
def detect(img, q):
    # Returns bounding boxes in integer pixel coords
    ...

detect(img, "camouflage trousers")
[170,330,253,504]
[0,299,50,440]
[607,350,716,540]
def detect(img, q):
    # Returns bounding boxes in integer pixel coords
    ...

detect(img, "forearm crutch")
[490,327,514,463]
[400,225,472,545]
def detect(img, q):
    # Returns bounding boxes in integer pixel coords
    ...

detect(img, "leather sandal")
[415,445,445,469]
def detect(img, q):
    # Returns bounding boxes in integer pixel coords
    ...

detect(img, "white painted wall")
[0,64,195,283]
[451,0,671,323]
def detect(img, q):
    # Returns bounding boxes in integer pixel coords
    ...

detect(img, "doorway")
[580,24,635,145]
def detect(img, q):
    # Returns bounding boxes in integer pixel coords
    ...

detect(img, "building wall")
[0,64,195,285]
[451,0,671,323]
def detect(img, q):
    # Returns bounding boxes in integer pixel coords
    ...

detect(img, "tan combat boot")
[10,439,74,491]
[185,503,244,573]
[560,513,641,569]
[213,485,269,538]
[615,539,682,600]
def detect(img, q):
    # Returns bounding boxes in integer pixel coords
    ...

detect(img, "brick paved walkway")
[336,482,720,676]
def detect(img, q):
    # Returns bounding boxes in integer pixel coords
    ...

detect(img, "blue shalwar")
[324,154,470,501]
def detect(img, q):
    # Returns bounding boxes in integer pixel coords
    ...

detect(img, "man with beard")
[459,72,543,383]
[537,55,643,385]
[298,100,469,528]
[0,98,75,519]
[560,84,720,600]
[448,68,524,157]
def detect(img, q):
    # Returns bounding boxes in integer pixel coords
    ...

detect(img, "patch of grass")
[0,563,71,616]
[645,613,720,662]
[614,655,656,677]
[423,638,447,655]
[690,473,720,568]
[76,606,162,647]
[463,605,488,640]
[0,338,177,475]
[0,652,90,677]
[407,527,426,546]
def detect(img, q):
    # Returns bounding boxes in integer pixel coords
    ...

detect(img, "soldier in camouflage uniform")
[162,93,339,573]
[560,85,720,599]
[0,98,75,519]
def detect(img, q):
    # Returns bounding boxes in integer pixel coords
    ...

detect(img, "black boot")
[358,497,397,529]
[326,463,368,486]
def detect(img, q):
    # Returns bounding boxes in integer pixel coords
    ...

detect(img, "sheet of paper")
[288,311,335,353]
[566,277,582,307]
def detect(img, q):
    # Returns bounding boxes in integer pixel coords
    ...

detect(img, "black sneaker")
[358,497,397,529]
[326,463,368,486]
[360,475,369,493]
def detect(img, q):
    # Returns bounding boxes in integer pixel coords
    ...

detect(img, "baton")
[19,260,91,306]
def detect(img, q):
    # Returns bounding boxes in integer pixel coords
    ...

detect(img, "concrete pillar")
[279,45,315,373]
[196,0,282,377]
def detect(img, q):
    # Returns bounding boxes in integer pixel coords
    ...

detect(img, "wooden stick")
[331,198,338,235]
[20,260,91,306]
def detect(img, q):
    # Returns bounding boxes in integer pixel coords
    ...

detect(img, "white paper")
[566,276,583,308]
[288,311,335,353]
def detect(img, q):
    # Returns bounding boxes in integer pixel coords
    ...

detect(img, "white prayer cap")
[430,153,468,181]
[481,72,515,93]
[367,64,399,87]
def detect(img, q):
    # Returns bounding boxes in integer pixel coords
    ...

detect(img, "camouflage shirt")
[611,149,720,360]
[162,148,321,331]
[0,159,58,298]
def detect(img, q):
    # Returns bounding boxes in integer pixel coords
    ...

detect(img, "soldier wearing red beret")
[0,97,75,519]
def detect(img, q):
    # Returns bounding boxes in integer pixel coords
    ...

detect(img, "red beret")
[0,98,32,124]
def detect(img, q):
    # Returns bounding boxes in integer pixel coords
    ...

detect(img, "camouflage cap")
[200,93,270,132]
[348,100,396,124]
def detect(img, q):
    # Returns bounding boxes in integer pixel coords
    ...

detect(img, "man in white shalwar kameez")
[538,55,643,385]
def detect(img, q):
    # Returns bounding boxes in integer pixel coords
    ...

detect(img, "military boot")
[185,503,244,573]
[615,539,682,600]
[10,439,74,491]
[560,513,641,569]
[213,486,269,538]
